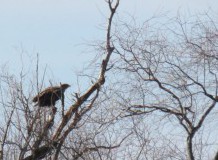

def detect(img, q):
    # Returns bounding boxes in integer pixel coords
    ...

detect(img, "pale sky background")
[0,0,218,86]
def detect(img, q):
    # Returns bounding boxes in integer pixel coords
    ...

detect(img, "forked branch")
[23,0,120,159]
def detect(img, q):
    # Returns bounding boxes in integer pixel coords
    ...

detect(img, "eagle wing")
[32,86,60,102]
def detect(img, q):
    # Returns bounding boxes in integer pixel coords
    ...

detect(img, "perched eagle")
[33,84,70,107]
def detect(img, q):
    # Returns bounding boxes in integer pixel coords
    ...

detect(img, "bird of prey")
[33,83,70,107]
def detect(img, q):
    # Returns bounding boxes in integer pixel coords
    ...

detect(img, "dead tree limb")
[23,0,120,159]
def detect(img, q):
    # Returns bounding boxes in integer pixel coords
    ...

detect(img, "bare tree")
[113,12,218,159]
[0,0,132,160]
[1,1,218,160]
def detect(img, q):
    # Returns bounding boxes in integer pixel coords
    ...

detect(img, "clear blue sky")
[0,0,217,86]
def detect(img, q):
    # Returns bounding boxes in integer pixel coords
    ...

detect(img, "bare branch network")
[1,0,218,160]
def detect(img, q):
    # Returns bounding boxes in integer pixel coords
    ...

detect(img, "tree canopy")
[0,1,218,160]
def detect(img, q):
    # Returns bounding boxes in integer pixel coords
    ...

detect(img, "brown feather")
[33,84,70,107]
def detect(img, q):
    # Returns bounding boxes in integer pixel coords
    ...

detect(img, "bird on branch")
[33,83,70,107]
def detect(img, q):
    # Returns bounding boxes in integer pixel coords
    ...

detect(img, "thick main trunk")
[187,135,195,160]
[214,151,218,160]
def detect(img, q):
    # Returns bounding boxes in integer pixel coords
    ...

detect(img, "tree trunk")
[214,151,218,160]
[187,135,195,160]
